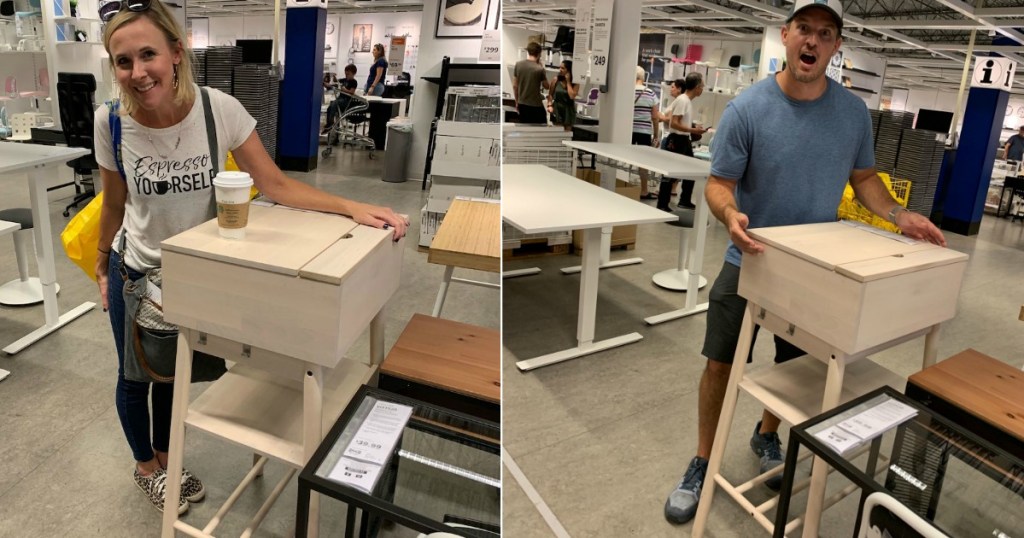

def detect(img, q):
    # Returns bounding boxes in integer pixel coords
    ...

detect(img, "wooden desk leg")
[304,364,325,538]
[370,307,385,367]
[431,266,455,317]
[692,303,757,537]
[162,330,195,538]
[801,353,848,538]
[922,324,941,369]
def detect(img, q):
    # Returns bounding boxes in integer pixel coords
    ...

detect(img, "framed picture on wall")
[352,24,373,52]
[435,0,489,38]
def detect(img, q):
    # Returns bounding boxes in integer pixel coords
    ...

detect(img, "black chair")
[56,72,99,217]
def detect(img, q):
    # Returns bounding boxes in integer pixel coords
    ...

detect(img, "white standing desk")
[559,141,715,324]
[504,164,674,371]
[0,142,95,359]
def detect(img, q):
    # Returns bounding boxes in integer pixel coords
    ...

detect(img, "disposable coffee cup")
[212,171,254,239]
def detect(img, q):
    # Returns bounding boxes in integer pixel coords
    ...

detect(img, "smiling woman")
[92,0,410,517]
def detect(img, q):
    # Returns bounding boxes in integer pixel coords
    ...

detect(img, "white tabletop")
[563,141,711,179]
[363,96,405,104]
[503,164,675,234]
[0,142,89,174]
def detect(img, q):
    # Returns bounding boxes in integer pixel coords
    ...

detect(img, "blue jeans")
[108,249,171,463]
[366,83,385,97]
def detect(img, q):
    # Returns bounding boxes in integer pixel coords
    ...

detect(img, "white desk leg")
[162,330,195,538]
[370,307,385,367]
[516,227,642,371]
[503,268,542,278]
[0,368,9,382]
[27,166,58,326]
[801,353,848,538]
[693,303,756,537]
[561,224,644,274]
[431,266,455,317]
[5,167,96,355]
[644,195,711,325]
[922,323,941,369]
[304,363,324,538]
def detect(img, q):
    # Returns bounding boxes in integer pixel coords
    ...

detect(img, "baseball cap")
[786,0,844,34]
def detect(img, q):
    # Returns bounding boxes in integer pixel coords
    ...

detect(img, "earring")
[172,64,179,89]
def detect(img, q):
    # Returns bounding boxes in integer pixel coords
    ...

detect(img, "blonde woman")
[95,0,407,513]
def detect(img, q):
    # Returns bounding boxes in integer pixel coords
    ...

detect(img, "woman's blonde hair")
[102,0,196,115]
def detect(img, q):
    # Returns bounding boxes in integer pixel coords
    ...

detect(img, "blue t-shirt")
[1006,134,1024,161]
[366,58,388,90]
[712,75,875,267]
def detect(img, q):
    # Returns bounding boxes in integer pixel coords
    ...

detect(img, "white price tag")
[572,0,592,71]
[327,457,382,493]
[388,37,406,76]
[590,0,613,84]
[479,29,500,62]
[342,400,413,465]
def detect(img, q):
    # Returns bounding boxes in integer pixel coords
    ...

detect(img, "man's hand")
[724,208,764,255]
[896,210,947,247]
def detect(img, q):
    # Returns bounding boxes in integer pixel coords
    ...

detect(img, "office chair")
[321,92,375,159]
[56,72,99,217]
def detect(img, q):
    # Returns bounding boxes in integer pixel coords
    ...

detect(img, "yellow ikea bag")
[225,151,260,200]
[61,192,104,282]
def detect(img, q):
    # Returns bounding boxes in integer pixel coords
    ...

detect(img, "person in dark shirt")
[366,43,388,96]
[1004,125,1024,162]
[323,64,359,134]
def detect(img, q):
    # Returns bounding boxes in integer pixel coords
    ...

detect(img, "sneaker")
[664,456,708,524]
[750,421,785,491]
[181,468,205,503]
[134,468,188,515]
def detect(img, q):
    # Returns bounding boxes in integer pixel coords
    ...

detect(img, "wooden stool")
[379,313,500,423]
[428,198,500,318]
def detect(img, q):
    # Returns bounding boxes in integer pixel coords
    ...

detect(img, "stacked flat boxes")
[233,64,280,161]
[501,125,574,249]
[895,129,946,216]
[421,110,500,247]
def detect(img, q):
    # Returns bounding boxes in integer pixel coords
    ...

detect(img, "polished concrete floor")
[0,148,499,537]
[502,199,1024,538]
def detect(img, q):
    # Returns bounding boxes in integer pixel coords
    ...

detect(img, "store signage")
[590,0,613,85]
[826,50,843,84]
[388,37,406,75]
[479,29,500,62]
[971,56,1016,91]
[572,0,592,73]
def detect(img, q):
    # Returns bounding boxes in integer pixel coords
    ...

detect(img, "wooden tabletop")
[909,348,1024,442]
[427,198,500,273]
[381,314,499,404]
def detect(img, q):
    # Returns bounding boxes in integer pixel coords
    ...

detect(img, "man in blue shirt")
[1004,126,1024,162]
[663,0,947,526]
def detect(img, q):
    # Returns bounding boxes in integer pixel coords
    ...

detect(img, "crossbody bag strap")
[108,99,127,182]
[200,87,219,174]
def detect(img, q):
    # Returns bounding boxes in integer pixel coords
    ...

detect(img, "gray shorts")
[701,262,807,364]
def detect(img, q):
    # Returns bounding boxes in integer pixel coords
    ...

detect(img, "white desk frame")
[0,143,95,357]
[504,164,674,371]
[559,141,714,324]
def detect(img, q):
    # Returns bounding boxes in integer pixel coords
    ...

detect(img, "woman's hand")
[95,252,110,311]
[349,202,409,240]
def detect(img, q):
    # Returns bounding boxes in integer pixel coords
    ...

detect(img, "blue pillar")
[940,86,1009,235]
[279,6,326,172]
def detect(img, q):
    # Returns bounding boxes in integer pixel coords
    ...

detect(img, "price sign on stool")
[342,400,414,465]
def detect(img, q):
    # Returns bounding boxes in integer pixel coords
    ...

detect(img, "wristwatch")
[887,205,908,225]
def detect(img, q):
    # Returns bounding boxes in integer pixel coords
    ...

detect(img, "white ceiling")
[503,0,1024,94]
[183,0,1024,94]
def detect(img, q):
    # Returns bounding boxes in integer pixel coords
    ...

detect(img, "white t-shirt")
[94,85,257,271]
[667,94,693,135]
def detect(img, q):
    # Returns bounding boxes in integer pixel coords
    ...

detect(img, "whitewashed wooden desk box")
[739,221,968,355]
[693,221,969,538]
[158,204,403,538]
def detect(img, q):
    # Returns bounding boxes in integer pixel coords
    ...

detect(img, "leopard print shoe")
[133,468,188,515]
[180,468,205,503]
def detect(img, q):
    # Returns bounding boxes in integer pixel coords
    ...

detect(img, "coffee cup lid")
[213,171,253,187]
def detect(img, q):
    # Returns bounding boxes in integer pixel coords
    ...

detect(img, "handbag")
[61,191,104,282]
[119,233,226,383]
[114,87,226,384]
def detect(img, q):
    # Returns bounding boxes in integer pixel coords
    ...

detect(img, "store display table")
[560,141,714,324]
[503,164,674,371]
[158,204,404,537]
[906,348,1024,459]
[379,314,499,423]
[0,142,94,360]
[775,386,1024,537]
[693,221,969,537]
[296,385,500,538]
[427,198,500,317]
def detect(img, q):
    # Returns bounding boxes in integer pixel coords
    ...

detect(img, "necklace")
[143,112,187,160]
